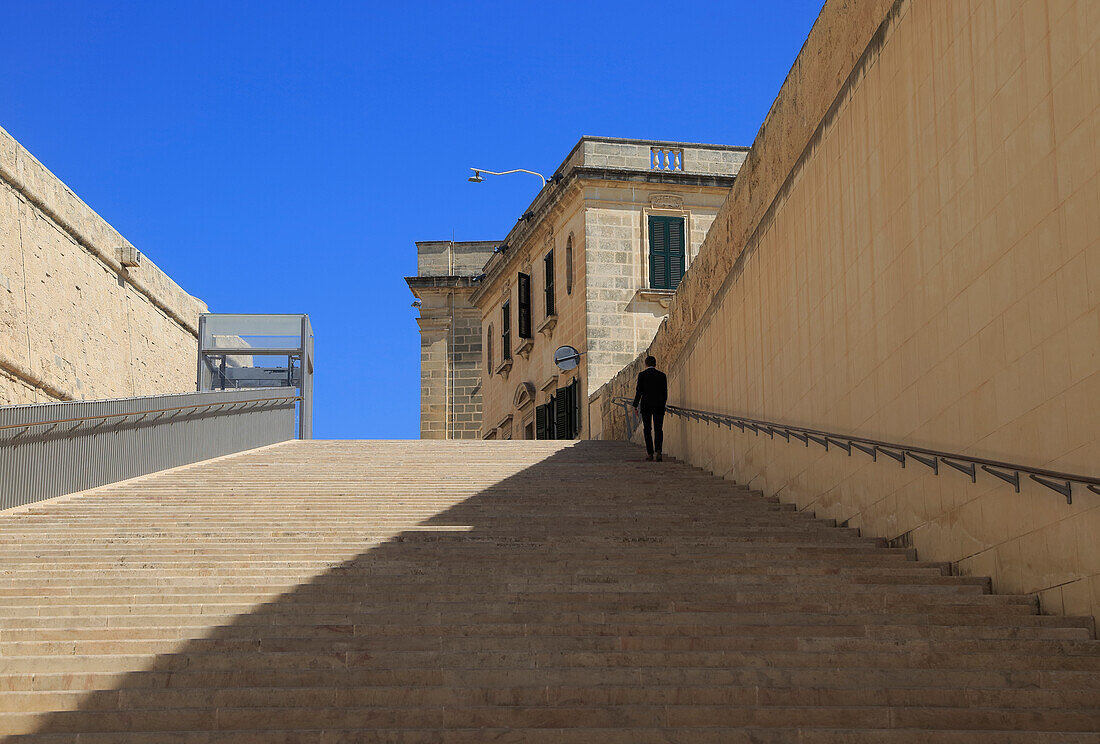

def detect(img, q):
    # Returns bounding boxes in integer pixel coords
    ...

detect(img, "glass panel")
[197,313,312,438]
[201,314,305,351]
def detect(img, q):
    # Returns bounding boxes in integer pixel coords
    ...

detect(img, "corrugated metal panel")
[0,388,297,510]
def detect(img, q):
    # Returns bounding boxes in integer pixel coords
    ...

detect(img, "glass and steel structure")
[197,314,314,439]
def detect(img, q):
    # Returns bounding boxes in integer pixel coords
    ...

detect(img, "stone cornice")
[415,317,452,332]
[405,275,482,293]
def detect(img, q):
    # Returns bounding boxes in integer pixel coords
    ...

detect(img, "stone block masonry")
[422,304,485,439]
[408,241,496,439]
[0,125,207,404]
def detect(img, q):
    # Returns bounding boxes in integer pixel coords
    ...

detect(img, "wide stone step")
[5,682,1100,714]
[2,610,1078,636]
[12,664,1097,696]
[6,649,1100,677]
[0,583,998,609]
[0,575,992,597]
[2,704,1099,736]
[8,728,1100,744]
[1,635,1095,660]
[2,620,1089,644]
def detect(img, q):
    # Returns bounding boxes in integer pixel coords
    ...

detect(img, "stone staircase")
[1,439,1098,742]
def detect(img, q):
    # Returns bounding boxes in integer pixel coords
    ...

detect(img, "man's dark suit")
[632,366,668,456]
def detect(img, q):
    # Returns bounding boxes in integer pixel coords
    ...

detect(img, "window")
[501,301,511,361]
[486,324,494,368]
[648,215,686,290]
[565,234,573,295]
[535,378,581,439]
[544,250,555,316]
[535,401,548,439]
[517,273,532,338]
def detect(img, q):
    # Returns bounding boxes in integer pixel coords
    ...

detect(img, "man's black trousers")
[641,406,664,456]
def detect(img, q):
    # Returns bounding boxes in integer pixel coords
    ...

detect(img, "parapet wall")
[600,0,1100,627]
[0,125,207,404]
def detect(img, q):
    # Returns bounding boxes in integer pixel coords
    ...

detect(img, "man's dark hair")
[645,356,656,367]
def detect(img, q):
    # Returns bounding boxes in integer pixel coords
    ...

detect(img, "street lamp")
[468,167,547,187]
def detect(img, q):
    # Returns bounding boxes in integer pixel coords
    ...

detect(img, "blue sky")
[3,1,823,438]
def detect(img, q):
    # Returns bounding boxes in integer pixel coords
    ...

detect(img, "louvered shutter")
[501,302,511,359]
[535,404,548,440]
[569,378,581,437]
[555,386,570,440]
[544,251,555,316]
[565,237,573,295]
[517,274,532,338]
[649,216,669,289]
[649,216,686,290]
[668,217,685,289]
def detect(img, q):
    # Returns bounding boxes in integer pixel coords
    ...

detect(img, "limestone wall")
[0,125,206,404]
[584,184,728,391]
[478,195,588,439]
[600,0,1100,627]
[409,241,495,439]
[416,291,485,440]
[416,240,496,277]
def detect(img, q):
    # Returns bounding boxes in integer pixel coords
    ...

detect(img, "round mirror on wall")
[553,345,582,371]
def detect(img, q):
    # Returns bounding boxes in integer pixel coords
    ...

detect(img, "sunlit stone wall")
[600,0,1100,626]
[0,125,206,404]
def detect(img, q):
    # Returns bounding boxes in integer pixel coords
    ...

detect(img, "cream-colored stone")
[0,125,205,404]
[598,0,1100,629]
[406,241,496,439]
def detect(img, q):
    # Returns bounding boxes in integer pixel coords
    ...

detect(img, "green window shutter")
[547,395,557,438]
[668,217,685,289]
[648,216,686,290]
[649,216,669,289]
[569,378,581,437]
[554,386,570,440]
[501,302,511,359]
[535,404,547,440]
[544,250,555,316]
[517,273,532,338]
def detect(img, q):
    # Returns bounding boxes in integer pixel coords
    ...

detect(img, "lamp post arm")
[469,167,547,187]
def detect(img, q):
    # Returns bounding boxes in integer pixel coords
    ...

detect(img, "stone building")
[405,240,495,438]
[409,136,746,440]
[0,125,207,405]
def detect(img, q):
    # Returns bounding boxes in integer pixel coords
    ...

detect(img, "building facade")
[406,240,496,439]
[410,136,745,441]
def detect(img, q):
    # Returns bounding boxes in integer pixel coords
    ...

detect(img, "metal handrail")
[613,397,1100,504]
[0,395,300,431]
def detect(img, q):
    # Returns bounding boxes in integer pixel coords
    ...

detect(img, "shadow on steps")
[3,439,1100,743]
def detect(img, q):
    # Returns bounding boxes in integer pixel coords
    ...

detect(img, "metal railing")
[0,388,298,510]
[615,398,1100,504]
